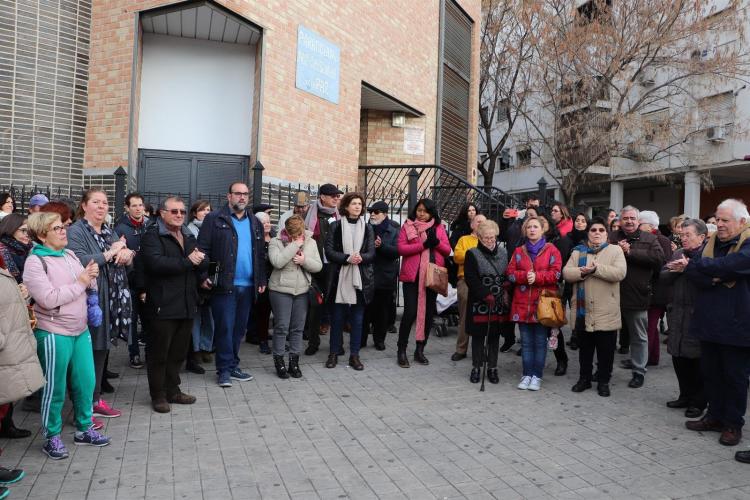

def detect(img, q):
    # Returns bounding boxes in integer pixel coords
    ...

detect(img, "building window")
[496,98,510,123]
[642,108,670,143]
[517,147,532,167]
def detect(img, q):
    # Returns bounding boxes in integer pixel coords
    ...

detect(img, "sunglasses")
[370,210,382,215]
[589,227,607,233]
[166,209,187,215]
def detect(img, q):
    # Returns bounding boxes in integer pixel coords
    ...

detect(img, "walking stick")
[480,308,491,392]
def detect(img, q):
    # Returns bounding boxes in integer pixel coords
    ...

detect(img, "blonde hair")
[476,220,499,238]
[27,212,61,243]
[285,215,306,239]
[521,216,542,236]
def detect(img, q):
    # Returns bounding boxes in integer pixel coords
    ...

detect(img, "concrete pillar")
[609,181,624,212]
[684,171,701,218]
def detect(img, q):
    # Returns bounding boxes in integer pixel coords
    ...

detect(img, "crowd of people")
[1,184,750,498]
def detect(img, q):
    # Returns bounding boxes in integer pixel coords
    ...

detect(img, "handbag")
[537,289,566,328]
[425,246,449,297]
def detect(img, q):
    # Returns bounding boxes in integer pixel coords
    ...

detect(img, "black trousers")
[499,321,516,343]
[306,269,329,348]
[147,318,193,400]
[363,288,395,345]
[553,330,568,364]
[672,356,706,409]
[619,321,630,349]
[471,331,500,368]
[397,281,436,349]
[578,330,617,383]
[701,341,750,429]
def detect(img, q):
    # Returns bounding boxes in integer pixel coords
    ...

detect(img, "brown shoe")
[685,417,724,432]
[168,392,196,405]
[348,355,364,371]
[152,398,170,413]
[200,351,213,363]
[720,428,742,446]
[325,353,337,368]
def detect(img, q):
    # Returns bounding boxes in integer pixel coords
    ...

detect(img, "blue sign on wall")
[295,26,340,104]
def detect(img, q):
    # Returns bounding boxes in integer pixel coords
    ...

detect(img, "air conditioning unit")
[707,125,726,142]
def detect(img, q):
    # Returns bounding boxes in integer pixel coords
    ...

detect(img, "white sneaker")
[517,376,531,390]
[528,376,542,391]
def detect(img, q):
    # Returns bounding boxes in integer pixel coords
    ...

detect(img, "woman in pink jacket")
[396,199,451,368]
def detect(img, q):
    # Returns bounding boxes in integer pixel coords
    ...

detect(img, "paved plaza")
[2,325,750,500]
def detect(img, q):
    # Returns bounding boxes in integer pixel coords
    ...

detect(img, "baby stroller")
[434,284,459,337]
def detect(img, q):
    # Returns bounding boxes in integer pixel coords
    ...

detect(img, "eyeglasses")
[50,225,66,234]
[370,210,382,215]
[589,228,607,233]
[17,228,29,234]
[231,191,250,197]
[166,209,187,215]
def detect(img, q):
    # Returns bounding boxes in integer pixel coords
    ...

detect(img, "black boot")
[397,348,410,368]
[288,354,302,378]
[571,378,592,392]
[597,382,611,397]
[488,368,500,384]
[185,353,205,375]
[554,360,568,376]
[470,367,480,383]
[414,342,429,365]
[274,355,289,379]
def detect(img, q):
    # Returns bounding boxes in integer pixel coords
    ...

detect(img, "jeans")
[622,309,648,375]
[578,330,617,383]
[192,303,214,352]
[519,323,549,378]
[211,286,254,375]
[146,318,192,400]
[269,290,308,356]
[330,297,365,357]
[701,341,750,429]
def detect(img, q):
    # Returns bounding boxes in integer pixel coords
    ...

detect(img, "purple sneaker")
[74,428,111,447]
[42,435,69,460]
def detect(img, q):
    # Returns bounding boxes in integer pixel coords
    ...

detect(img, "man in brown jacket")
[609,205,664,388]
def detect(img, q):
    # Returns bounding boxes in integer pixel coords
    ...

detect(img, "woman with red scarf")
[396,199,451,368]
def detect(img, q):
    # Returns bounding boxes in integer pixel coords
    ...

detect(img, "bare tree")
[514,0,750,204]
[477,0,540,190]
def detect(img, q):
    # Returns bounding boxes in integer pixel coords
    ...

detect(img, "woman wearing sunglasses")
[563,217,626,397]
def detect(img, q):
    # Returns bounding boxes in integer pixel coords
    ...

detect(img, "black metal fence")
[0,185,84,215]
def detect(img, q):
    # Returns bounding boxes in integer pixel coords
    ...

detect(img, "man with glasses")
[303,183,342,355]
[198,182,267,387]
[609,205,664,388]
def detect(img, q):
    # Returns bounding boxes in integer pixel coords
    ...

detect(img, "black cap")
[319,183,343,196]
[367,201,389,213]
[252,203,273,214]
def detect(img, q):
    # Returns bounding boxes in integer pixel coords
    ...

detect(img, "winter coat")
[685,230,750,347]
[23,250,90,336]
[660,246,703,358]
[66,219,125,350]
[557,218,573,237]
[499,216,524,259]
[507,243,562,324]
[196,205,267,296]
[563,244,626,332]
[371,219,400,290]
[114,214,149,254]
[137,219,204,320]
[449,220,472,249]
[464,243,509,335]
[268,230,323,296]
[608,229,664,311]
[650,232,674,307]
[398,222,451,283]
[453,234,478,280]
[324,219,376,304]
[0,267,45,405]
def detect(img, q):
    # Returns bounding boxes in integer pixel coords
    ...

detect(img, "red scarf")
[404,218,435,342]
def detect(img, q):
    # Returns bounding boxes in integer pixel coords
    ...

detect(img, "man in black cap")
[304,183,342,355]
[362,201,400,350]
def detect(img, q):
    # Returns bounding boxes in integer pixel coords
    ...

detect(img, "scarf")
[304,200,339,239]
[573,241,609,331]
[336,218,365,304]
[191,219,203,229]
[30,245,66,258]
[82,219,132,342]
[371,217,389,239]
[0,234,32,282]
[129,216,144,228]
[702,224,750,288]
[525,237,547,261]
[403,217,436,341]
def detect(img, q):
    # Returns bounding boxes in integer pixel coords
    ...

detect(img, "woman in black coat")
[449,203,480,249]
[463,220,509,385]
[324,192,375,370]
[539,214,570,376]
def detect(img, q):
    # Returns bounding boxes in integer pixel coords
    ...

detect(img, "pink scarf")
[404,218,435,342]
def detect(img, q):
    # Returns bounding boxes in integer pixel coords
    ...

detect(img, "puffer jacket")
[268,230,323,296]
[563,244,627,332]
[507,243,562,323]
[0,268,45,405]
[660,246,703,358]
[324,219,376,304]
[398,222,451,282]
[609,229,664,310]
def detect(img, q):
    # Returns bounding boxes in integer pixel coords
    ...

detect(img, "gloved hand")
[86,290,103,327]
[423,228,440,249]
[484,294,496,307]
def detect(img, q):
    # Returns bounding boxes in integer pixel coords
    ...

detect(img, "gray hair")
[255,211,270,224]
[621,205,640,218]
[717,198,750,222]
[681,218,708,236]
[159,196,185,211]
[639,210,660,227]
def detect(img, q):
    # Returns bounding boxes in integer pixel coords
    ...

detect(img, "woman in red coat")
[507,217,562,391]
[396,199,451,368]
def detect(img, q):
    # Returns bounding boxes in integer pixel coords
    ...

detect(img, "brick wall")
[86,0,480,187]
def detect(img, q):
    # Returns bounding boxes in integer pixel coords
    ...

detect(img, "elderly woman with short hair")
[24,212,111,459]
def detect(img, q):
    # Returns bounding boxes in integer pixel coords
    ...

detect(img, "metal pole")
[408,168,419,214]
[252,161,264,206]
[114,166,127,217]
[537,177,548,208]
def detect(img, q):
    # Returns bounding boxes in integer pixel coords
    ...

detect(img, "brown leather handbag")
[537,289,566,328]
[425,262,449,297]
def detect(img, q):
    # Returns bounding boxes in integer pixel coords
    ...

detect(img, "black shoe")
[185,357,205,375]
[325,353,338,369]
[469,368,480,383]
[488,368,499,384]
[101,378,115,393]
[388,325,397,334]
[273,355,289,379]
[259,341,271,355]
[451,352,467,361]
[374,342,386,351]
[685,407,704,419]
[554,360,567,376]
[500,337,515,353]
[620,359,634,370]
[105,369,119,379]
[666,397,689,409]
[597,382,611,397]
[414,342,429,365]
[288,354,302,378]
[304,345,318,356]
[0,467,25,485]
[568,338,579,351]
[628,373,644,388]
[571,379,592,393]
[0,425,31,439]
[618,346,629,354]
[735,450,750,464]
[397,349,410,368]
